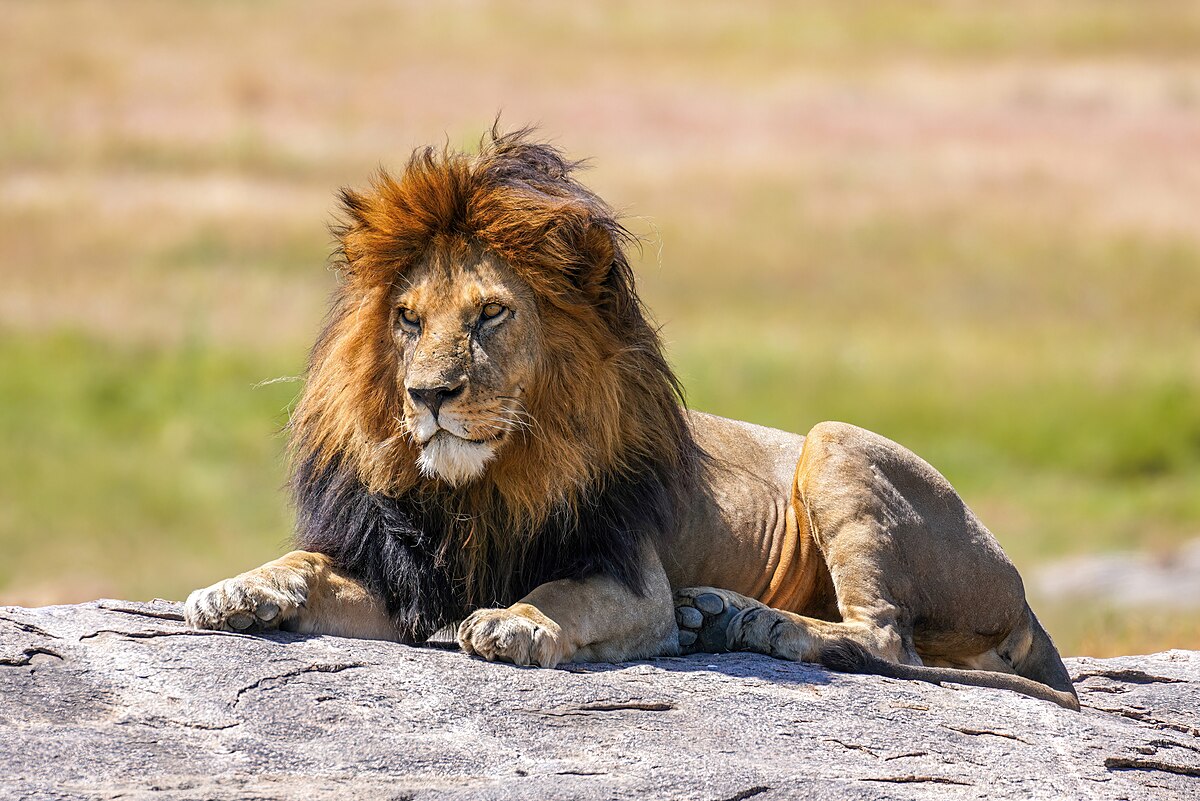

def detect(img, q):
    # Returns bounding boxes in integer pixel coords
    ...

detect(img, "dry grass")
[2,1,1198,655]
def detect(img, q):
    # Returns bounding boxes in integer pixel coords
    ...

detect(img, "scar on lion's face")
[389,242,541,485]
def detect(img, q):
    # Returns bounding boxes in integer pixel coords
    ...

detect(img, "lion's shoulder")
[686,410,805,491]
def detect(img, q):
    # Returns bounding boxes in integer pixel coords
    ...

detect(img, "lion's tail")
[819,609,1080,711]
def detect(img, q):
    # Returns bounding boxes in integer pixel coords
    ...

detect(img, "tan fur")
[185,130,1076,709]
[672,418,1078,709]
[185,551,394,641]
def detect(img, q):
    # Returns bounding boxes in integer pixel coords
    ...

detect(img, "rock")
[2,600,1198,800]
[1035,539,1200,609]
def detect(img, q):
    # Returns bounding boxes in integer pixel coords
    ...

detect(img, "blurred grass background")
[2,0,1198,656]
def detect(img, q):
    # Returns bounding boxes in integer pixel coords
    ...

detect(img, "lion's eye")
[480,302,506,321]
[397,308,420,328]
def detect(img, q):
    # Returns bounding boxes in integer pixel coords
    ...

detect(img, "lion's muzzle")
[407,382,465,418]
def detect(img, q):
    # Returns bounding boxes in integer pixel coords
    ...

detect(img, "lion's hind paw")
[674,587,766,655]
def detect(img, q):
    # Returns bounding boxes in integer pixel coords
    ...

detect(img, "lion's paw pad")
[674,588,764,655]
[676,605,703,630]
[693,593,725,615]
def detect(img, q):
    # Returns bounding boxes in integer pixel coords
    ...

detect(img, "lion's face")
[294,131,693,517]
[390,244,541,486]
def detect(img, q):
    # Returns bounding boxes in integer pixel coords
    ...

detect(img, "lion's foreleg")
[457,545,677,667]
[185,550,397,640]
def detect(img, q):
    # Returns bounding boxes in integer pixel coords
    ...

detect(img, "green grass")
[1038,603,1200,660]
[0,332,299,603]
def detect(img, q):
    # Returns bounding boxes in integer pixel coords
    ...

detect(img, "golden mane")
[289,128,695,537]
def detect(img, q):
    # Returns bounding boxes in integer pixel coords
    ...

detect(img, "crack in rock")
[1104,756,1200,778]
[233,663,368,704]
[534,700,675,716]
[0,647,63,667]
[715,786,770,801]
[127,715,242,732]
[1085,705,1200,737]
[97,603,187,622]
[1075,669,1186,685]
[824,738,879,758]
[554,769,607,776]
[1146,738,1200,755]
[1082,685,1129,694]
[79,628,254,642]
[889,702,929,712]
[942,725,1029,743]
[0,614,61,639]
[883,751,929,761]
[859,775,973,786]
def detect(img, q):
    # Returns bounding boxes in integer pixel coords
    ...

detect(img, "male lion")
[185,128,1078,710]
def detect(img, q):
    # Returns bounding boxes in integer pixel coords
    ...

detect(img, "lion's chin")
[416,432,499,486]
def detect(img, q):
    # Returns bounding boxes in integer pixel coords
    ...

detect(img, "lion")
[184,127,1079,710]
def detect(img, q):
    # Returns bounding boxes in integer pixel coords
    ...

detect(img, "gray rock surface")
[1035,538,1200,609]
[2,600,1198,800]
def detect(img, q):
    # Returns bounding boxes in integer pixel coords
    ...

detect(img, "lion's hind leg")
[674,587,1079,709]
[673,586,917,667]
[975,604,1075,698]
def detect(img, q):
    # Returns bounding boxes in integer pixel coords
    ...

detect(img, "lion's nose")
[408,382,465,418]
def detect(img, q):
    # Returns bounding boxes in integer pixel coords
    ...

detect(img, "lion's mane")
[288,128,701,639]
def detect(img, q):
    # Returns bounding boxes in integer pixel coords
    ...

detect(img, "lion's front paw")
[185,567,308,633]
[457,604,571,668]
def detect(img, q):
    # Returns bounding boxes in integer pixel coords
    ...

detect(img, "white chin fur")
[416,434,497,486]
